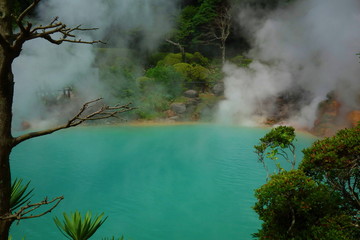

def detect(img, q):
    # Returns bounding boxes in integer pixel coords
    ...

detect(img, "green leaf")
[10,178,34,211]
[54,211,107,240]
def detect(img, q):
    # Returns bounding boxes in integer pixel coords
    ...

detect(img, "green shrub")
[253,170,344,239]
[157,52,209,67]
[300,124,360,212]
[157,53,184,66]
[173,63,210,91]
[145,65,184,98]
[192,52,209,66]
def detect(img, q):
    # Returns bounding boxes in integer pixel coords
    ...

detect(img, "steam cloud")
[218,0,360,128]
[12,0,179,130]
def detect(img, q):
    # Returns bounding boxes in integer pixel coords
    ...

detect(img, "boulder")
[212,82,224,96]
[183,89,199,98]
[170,102,186,114]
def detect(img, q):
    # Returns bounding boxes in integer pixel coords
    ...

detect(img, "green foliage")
[173,62,193,77]
[175,5,199,44]
[254,126,296,174]
[53,211,107,240]
[192,0,222,29]
[173,63,210,91]
[135,89,170,120]
[10,178,33,211]
[253,170,348,239]
[192,52,210,66]
[102,236,124,240]
[13,0,34,17]
[99,65,138,100]
[157,52,209,66]
[172,63,210,81]
[146,52,169,67]
[145,65,184,98]
[300,124,360,212]
[174,0,223,48]
[253,125,360,239]
[158,53,185,66]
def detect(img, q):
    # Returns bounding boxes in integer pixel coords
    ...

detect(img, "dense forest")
[13,0,313,128]
[13,0,359,137]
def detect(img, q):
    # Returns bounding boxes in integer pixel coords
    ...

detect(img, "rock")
[185,98,199,107]
[168,116,180,121]
[212,82,224,96]
[164,109,177,118]
[170,102,186,114]
[183,89,199,98]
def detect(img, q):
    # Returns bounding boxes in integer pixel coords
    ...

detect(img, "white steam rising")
[218,0,360,128]
[12,0,179,130]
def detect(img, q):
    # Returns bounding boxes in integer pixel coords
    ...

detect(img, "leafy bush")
[145,65,184,99]
[157,53,187,66]
[157,52,209,67]
[135,88,170,120]
[173,63,210,91]
[254,170,345,239]
[99,66,138,100]
[300,124,360,212]
[253,124,360,240]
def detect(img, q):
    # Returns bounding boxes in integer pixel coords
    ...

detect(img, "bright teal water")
[10,124,315,240]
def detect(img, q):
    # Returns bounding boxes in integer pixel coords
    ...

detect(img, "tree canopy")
[253,125,360,240]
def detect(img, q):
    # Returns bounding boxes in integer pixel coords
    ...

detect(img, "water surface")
[10,124,315,239]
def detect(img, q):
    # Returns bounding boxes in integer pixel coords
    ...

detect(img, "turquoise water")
[10,124,315,240]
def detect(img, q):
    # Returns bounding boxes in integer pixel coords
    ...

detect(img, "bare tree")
[203,6,232,65]
[0,1,133,239]
[166,39,186,62]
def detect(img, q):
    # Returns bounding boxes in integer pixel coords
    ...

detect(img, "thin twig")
[0,196,64,221]
[13,99,135,147]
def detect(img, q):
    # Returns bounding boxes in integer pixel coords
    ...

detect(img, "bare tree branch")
[166,39,186,62]
[0,196,63,222]
[13,99,135,147]
[16,0,41,27]
[11,0,105,52]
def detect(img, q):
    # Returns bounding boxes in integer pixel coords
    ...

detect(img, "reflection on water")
[10,124,315,240]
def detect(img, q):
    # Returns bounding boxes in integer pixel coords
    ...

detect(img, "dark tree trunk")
[0,0,16,239]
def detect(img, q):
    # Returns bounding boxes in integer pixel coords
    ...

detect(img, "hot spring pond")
[10,124,315,240]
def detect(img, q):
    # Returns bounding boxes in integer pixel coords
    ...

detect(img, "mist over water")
[12,0,180,130]
[218,0,360,128]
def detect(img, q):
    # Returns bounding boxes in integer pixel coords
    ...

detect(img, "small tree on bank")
[254,126,296,177]
[0,1,133,239]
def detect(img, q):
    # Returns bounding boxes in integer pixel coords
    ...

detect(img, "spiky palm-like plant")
[54,211,107,240]
[102,237,124,240]
[10,178,33,211]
